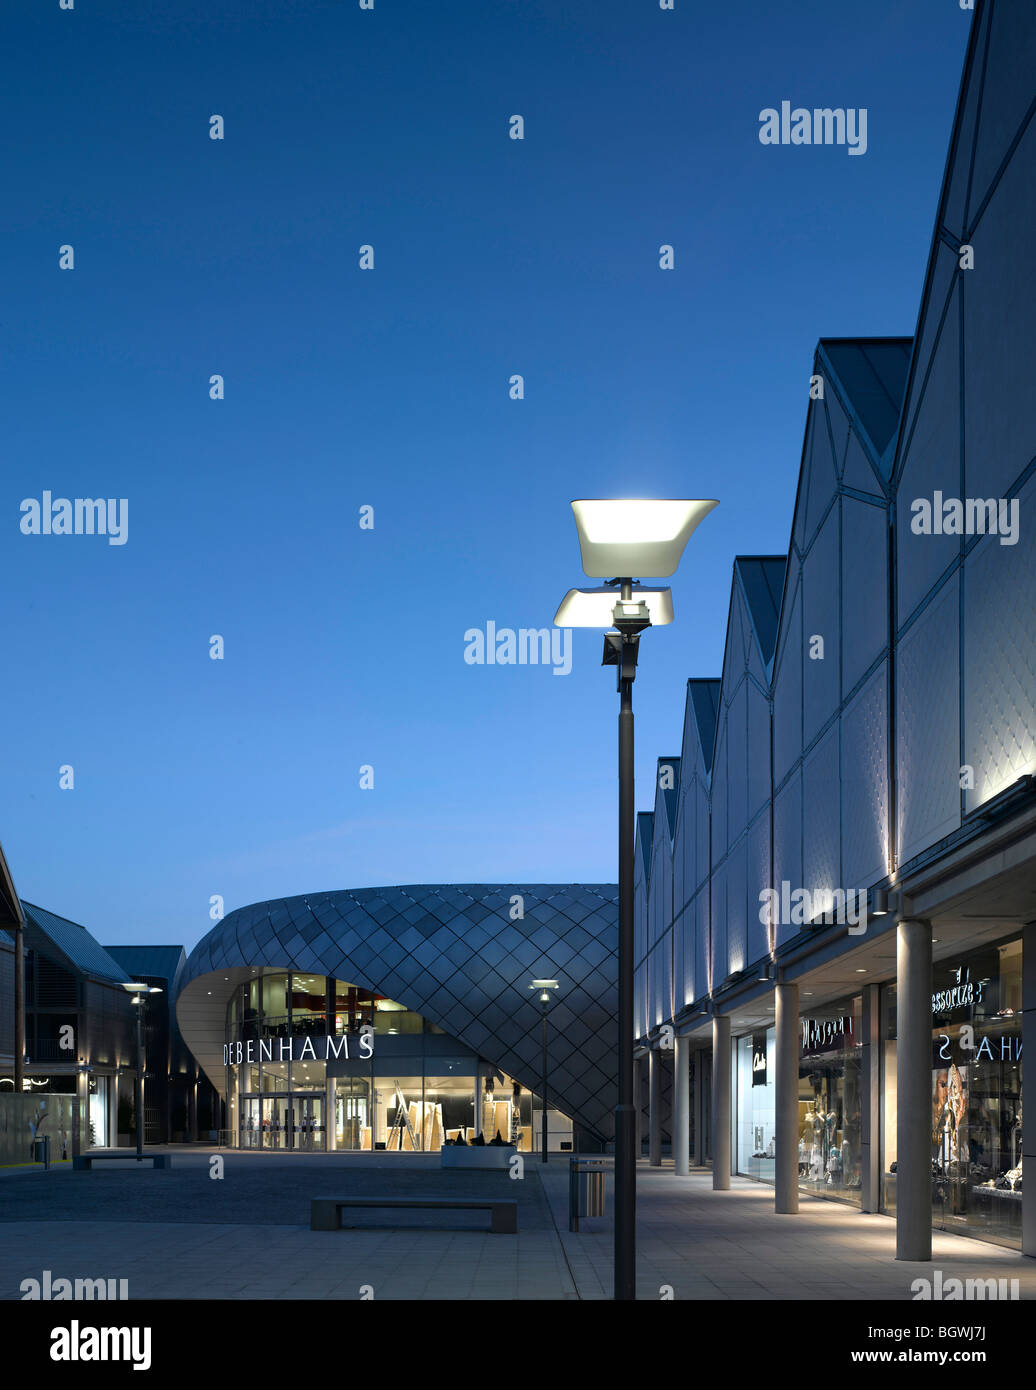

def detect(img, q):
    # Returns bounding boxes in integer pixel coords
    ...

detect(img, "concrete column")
[692,1050,704,1166]
[860,984,881,1213]
[712,1014,731,1189]
[674,1034,690,1176]
[633,1057,643,1157]
[473,1070,483,1139]
[774,981,799,1213]
[896,918,932,1261]
[649,1048,662,1166]
[187,1081,198,1142]
[1023,921,1036,1258]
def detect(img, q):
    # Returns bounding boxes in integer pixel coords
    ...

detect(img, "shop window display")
[883,936,1022,1247]
[736,1029,776,1182]
[798,997,863,1205]
[375,1076,426,1149]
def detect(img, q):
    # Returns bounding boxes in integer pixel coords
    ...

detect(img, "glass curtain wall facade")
[225,972,564,1153]
[331,1068,534,1152]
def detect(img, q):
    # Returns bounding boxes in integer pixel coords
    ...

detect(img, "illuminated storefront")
[883,935,1022,1248]
[735,1002,863,1204]
[223,972,558,1153]
[798,998,863,1204]
[735,1029,775,1182]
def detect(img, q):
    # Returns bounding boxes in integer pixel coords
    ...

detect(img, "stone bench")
[311,1195,518,1234]
[73,1153,172,1171]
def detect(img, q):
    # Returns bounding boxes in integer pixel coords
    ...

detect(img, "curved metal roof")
[177,883,619,1142]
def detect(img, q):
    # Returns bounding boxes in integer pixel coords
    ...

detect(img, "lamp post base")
[614,1103,637,1300]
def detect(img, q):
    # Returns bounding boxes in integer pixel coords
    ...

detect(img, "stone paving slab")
[0,1219,577,1301]
[540,1160,1036,1300]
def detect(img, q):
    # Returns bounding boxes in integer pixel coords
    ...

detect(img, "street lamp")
[555,497,717,1302]
[529,979,559,1163]
[120,983,163,1160]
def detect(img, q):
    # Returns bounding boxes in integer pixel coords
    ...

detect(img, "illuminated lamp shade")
[553,585,674,629]
[570,499,719,578]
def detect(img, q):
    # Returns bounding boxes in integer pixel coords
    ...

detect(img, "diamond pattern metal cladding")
[179,883,618,1141]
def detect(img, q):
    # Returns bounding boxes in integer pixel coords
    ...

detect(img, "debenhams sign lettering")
[224,1032,374,1066]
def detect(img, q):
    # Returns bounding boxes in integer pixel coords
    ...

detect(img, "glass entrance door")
[336,1079,370,1150]
[241,1096,261,1149]
[262,1097,288,1150]
[291,1096,325,1151]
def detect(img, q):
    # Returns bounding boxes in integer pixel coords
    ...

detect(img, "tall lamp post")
[120,983,163,1159]
[554,498,717,1302]
[530,979,558,1162]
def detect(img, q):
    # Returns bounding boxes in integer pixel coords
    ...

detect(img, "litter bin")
[569,1156,607,1232]
[33,1136,51,1169]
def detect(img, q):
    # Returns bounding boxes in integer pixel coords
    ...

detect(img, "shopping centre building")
[0,881,219,1157]
[175,884,618,1154]
[633,0,1036,1260]
[7,0,1025,1278]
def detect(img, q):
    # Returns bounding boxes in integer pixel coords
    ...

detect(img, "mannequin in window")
[826,1144,842,1186]
[933,1064,968,1170]
[808,1099,825,1181]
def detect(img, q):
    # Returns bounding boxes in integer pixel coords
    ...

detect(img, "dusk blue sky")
[3,0,971,949]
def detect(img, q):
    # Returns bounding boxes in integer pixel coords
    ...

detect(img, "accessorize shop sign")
[223,1032,374,1066]
[931,953,1001,1021]
[932,964,984,1018]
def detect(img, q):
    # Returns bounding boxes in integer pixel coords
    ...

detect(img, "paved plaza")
[545,1162,1036,1302]
[1,1150,1032,1300]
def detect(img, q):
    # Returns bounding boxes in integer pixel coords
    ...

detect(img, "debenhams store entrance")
[224,973,567,1153]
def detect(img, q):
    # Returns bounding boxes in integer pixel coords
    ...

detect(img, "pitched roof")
[20,901,130,985]
[637,812,655,877]
[735,557,787,667]
[656,758,681,838]
[687,679,721,775]
[818,338,912,466]
[0,841,24,931]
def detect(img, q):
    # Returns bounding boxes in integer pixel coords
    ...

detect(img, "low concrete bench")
[311,1196,518,1234]
[73,1153,172,1171]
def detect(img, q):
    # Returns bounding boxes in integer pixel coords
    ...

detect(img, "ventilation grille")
[33,953,79,1008]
